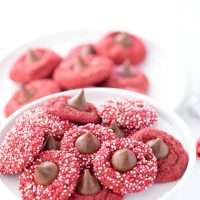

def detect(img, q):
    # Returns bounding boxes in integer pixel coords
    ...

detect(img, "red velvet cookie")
[45,90,100,124]
[98,98,158,129]
[70,189,122,200]
[95,31,146,65]
[0,106,73,174]
[103,60,149,94]
[28,107,73,139]
[20,107,72,138]
[61,123,117,169]
[0,108,46,174]
[5,79,61,117]
[66,44,97,59]
[19,151,80,200]
[93,138,157,195]
[16,106,72,138]
[10,48,62,83]
[53,54,113,89]
[132,128,189,183]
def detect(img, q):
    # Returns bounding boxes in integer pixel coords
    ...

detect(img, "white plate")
[0,88,195,200]
[0,30,186,123]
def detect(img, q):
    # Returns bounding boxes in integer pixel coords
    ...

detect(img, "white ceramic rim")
[0,88,195,200]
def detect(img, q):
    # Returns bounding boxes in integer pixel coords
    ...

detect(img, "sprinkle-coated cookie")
[61,123,117,169]
[98,98,158,129]
[21,107,72,138]
[0,108,47,174]
[19,151,80,200]
[93,138,157,195]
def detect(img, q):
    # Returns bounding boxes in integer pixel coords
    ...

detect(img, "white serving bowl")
[0,88,196,200]
[0,29,186,122]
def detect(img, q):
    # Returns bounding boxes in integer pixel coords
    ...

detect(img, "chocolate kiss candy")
[111,148,137,172]
[67,89,89,111]
[76,169,101,195]
[34,161,59,185]
[75,54,88,70]
[81,45,96,55]
[117,60,134,77]
[25,49,41,64]
[115,32,133,47]
[41,134,60,152]
[109,120,126,138]
[18,85,35,104]
[75,131,100,154]
[147,137,169,159]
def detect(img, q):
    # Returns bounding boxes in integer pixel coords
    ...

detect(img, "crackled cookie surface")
[95,31,146,65]
[66,44,97,59]
[132,128,189,183]
[103,60,149,94]
[10,48,62,83]
[53,55,113,89]
[5,79,61,116]
[45,90,100,124]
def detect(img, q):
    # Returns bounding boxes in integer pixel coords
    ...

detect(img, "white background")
[0,0,200,199]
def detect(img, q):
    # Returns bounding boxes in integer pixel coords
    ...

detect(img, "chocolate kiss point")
[41,134,60,152]
[115,32,133,47]
[75,54,87,70]
[34,161,59,185]
[81,45,96,55]
[109,120,126,138]
[67,89,89,111]
[147,137,169,159]
[25,49,40,64]
[19,85,35,104]
[111,148,137,172]
[117,60,134,77]
[76,169,101,195]
[75,132,100,154]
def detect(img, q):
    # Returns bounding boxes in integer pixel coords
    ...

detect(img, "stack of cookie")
[6,31,149,116]
[0,90,188,200]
